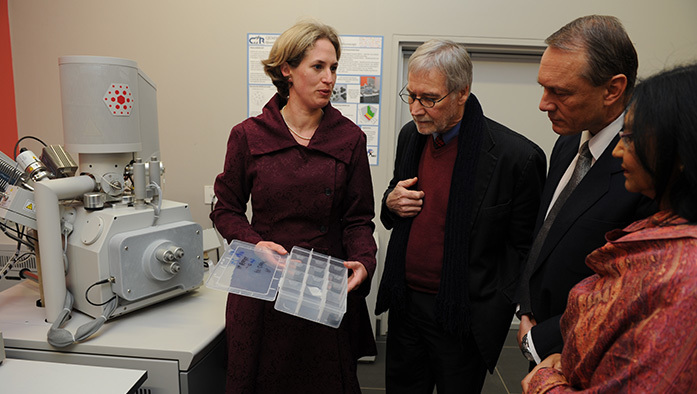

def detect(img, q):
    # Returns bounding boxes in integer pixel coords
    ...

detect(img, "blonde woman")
[211,20,377,393]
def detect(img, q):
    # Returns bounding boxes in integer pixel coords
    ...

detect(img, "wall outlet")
[204,185,215,205]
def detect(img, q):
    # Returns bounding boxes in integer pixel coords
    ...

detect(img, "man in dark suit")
[375,39,546,393]
[515,15,656,365]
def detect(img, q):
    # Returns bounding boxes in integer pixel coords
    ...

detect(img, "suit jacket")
[522,133,656,360]
[377,101,546,371]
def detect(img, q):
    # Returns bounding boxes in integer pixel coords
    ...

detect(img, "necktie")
[518,140,592,315]
[433,134,445,149]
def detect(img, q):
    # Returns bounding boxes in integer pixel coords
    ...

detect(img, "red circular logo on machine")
[103,83,134,116]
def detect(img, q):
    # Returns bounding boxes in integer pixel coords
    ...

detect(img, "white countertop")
[0,280,227,370]
[0,357,147,393]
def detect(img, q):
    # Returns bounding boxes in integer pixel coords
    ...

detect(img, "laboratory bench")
[0,280,227,393]
[0,357,148,393]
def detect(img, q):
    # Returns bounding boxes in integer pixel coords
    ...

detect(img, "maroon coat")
[211,94,377,393]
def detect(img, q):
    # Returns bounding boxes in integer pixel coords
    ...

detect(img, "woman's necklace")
[281,106,320,141]
[286,123,312,141]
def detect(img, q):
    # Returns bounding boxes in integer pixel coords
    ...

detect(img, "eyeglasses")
[619,127,633,143]
[399,85,455,108]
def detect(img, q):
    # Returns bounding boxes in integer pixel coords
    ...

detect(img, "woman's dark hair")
[630,63,697,220]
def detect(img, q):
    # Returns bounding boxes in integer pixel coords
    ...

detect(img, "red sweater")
[405,136,458,293]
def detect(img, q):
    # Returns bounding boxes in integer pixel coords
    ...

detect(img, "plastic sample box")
[206,240,348,328]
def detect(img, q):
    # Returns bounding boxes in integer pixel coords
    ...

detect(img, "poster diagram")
[247,34,383,165]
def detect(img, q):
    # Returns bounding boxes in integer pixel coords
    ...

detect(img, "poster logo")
[249,36,265,45]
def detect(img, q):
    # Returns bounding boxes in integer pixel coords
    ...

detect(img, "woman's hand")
[344,261,368,292]
[255,241,288,268]
[522,353,562,393]
[255,241,288,255]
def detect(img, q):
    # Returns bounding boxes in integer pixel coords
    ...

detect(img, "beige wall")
[7,0,697,260]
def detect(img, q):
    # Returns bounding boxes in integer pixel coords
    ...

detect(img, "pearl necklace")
[281,106,321,141]
[286,124,312,141]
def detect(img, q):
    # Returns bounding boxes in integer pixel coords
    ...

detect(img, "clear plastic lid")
[205,240,285,301]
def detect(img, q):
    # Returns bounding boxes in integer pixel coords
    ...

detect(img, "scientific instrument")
[0,56,204,347]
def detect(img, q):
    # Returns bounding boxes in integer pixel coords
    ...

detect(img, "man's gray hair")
[408,39,473,92]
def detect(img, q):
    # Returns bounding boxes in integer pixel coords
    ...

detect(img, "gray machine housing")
[66,200,203,319]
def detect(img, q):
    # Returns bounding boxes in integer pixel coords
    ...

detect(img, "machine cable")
[13,136,47,160]
[148,181,162,226]
[85,278,117,307]
[47,289,118,348]
[0,220,34,249]
[0,253,34,280]
[0,221,35,280]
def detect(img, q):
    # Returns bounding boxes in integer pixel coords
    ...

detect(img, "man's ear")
[457,85,471,106]
[604,74,628,106]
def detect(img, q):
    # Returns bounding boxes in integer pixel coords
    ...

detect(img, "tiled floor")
[358,328,529,394]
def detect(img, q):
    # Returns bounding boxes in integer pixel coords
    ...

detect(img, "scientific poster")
[247,33,383,165]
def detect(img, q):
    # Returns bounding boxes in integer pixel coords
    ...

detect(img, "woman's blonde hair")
[262,20,341,97]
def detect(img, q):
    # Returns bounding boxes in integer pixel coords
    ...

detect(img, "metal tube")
[148,156,161,188]
[133,159,146,208]
[35,175,96,322]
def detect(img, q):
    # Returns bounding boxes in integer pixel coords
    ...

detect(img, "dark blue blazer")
[525,133,655,359]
